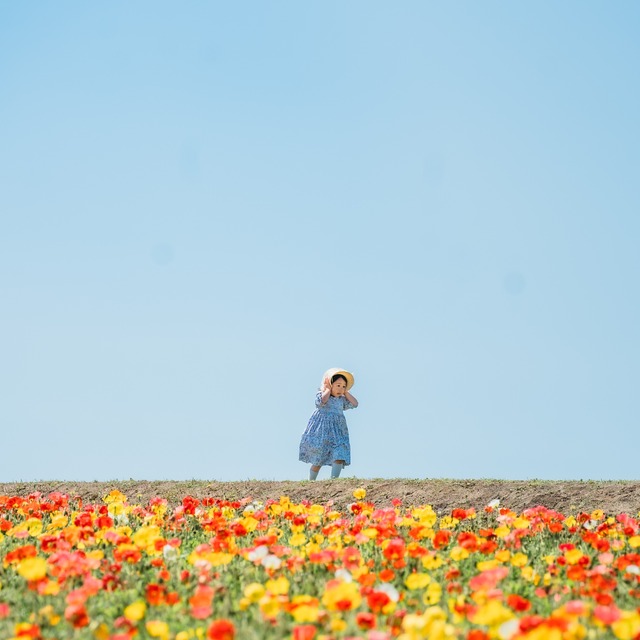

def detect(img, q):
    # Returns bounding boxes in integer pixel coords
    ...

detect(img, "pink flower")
[593,605,621,625]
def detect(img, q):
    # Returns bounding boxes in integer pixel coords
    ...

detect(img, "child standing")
[299,368,358,480]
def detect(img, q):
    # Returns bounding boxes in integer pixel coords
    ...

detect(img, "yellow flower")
[243,583,266,602]
[94,623,110,640]
[38,605,61,626]
[353,487,367,500]
[132,526,163,555]
[405,573,432,590]
[266,576,290,595]
[612,610,640,640]
[289,533,307,547]
[187,550,233,567]
[495,550,511,562]
[513,517,530,529]
[510,553,528,567]
[477,560,500,571]
[290,596,320,623]
[322,581,362,611]
[403,613,428,631]
[401,607,453,640]
[40,580,60,595]
[259,595,282,618]
[565,549,584,565]
[146,621,170,640]
[17,557,47,581]
[449,546,469,561]
[47,513,69,531]
[412,505,437,527]
[628,536,640,549]
[104,489,127,504]
[124,600,146,622]
[330,617,347,632]
[470,599,514,627]
[423,582,443,605]
[24,518,43,536]
[494,526,510,538]
[421,554,443,570]
[439,516,459,529]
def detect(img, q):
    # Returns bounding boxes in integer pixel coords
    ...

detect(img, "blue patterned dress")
[299,392,356,467]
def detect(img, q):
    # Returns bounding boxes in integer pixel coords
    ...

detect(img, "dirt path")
[2,479,640,514]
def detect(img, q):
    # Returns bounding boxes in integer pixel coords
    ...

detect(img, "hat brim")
[324,368,355,390]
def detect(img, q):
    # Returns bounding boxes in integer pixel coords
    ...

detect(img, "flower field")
[2,489,640,639]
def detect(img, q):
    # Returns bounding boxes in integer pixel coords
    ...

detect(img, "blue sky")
[1,2,638,482]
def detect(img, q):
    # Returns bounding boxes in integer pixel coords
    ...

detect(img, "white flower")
[114,514,129,526]
[376,583,399,602]
[335,568,352,582]
[243,501,264,516]
[498,618,519,639]
[626,565,640,575]
[163,544,179,562]
[247,546,269,562]
[488,499,501,509]
[261,554,282,570]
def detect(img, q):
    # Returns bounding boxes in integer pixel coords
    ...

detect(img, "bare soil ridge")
[2,479,640,514]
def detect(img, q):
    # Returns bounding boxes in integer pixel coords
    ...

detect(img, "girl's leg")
[331,460,345,479]
[309,465,321,481]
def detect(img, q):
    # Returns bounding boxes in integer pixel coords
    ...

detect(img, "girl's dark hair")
[331,374,348,385]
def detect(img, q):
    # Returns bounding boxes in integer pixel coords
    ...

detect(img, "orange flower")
[433,530,452,549]
[190,584,215,619]
[379,569,395,582]
[207,619,235,640]
[292,625,316,640]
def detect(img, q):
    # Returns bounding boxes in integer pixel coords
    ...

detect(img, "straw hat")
[322,367,355,390]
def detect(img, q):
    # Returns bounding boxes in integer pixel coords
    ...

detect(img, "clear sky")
[1,2,639,482]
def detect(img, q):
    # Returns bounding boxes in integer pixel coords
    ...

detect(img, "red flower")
[467,631,489,640]
[13,623,40,638]
[507,594,531,612]
[146,583,166,606]
[207,619,235,640]
[64,604,89,628]
[367,591,391,613]
[383,538,406,561]
[356,612,376,630]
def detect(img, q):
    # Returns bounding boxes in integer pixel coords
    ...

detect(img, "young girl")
[299,368,358,480]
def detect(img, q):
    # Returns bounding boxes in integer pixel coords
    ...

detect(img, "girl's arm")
[320,388,331,405]
[344,390,358,407]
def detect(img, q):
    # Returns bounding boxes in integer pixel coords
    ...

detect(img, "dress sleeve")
[315,391,324,408]
[343,397,356,411]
